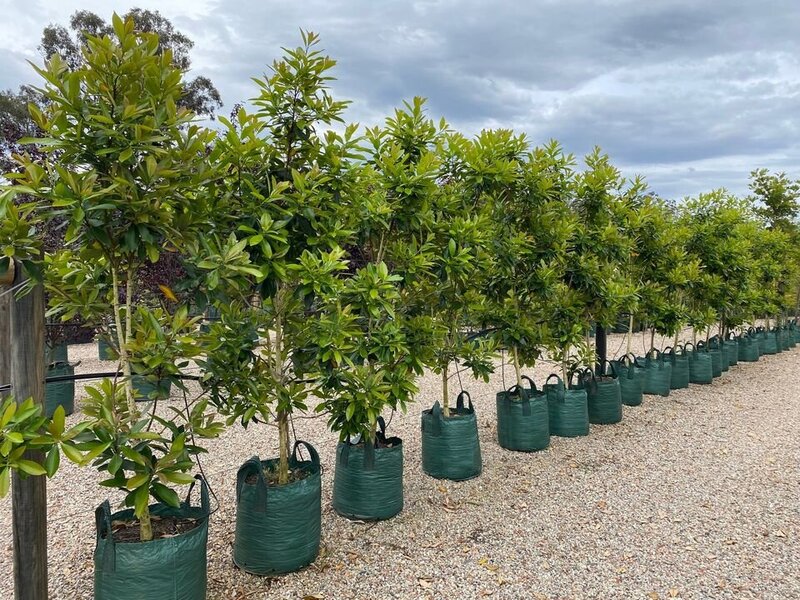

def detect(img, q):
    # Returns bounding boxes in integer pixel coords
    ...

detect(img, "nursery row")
[1,17,800,600]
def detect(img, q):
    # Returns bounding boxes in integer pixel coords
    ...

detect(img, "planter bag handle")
[237,456,268,512]
[428,401,443,436]
[521,375,538,393]
[600,359,618,379]
[292,440,320,468]
[725,331,738,341]
[683,342,695,352]
[617,354,632,368]
[663,345,674,356]
[456,390,474,412]
[506,384,531,416]
[708,336,720,349]
[545,373,565,402]
[578,368,597,393]
[696,340,707,351]
[95,500,116,572]
[183,474,211,516]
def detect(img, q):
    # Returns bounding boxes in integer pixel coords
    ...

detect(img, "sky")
[1,0,799,200]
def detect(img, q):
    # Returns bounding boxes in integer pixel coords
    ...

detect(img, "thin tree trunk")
[512,345,523,390]
[650,329,655,352]
[441,363,450,417]
[626,314,634,355]
[277,412,289,485]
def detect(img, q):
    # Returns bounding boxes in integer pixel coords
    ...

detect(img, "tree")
[40,8,222,118]
[196,31,359,484]
[680,190,755,340]
[5,15,223,541]
[625,195,699,349]
[748,168,800,233]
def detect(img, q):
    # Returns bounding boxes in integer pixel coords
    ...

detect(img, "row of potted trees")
[2,19,799,599]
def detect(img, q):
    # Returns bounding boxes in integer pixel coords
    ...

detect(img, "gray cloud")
[2,0,800,199]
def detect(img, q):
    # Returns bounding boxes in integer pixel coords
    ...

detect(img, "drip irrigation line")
[0,370,203,393]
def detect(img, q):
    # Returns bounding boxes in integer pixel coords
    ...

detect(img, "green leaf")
[0,468,9,497]
[44,446,60,477]
[16,459,47,476]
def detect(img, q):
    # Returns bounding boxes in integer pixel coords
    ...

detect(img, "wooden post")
[0,268,10,399]
[10,261,48,600]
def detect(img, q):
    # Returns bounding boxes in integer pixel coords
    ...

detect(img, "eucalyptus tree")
[3,16,223,541]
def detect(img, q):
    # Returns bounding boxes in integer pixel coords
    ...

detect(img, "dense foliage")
[1,21,798,543]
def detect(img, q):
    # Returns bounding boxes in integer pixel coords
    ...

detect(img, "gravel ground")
[1,331,798,600]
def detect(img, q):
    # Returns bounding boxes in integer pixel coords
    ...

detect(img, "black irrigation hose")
[0,371,203,393]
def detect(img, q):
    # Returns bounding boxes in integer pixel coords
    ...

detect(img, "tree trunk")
[278,412,289,485]
[512,345,522,390]
[441,363,450,417]
[626,314,634,355]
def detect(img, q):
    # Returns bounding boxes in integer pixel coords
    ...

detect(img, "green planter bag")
[333,418,403,520]
[698,340,722,378]
[45,342,68,365]
[737,334,759,363]
[94,476,210,600]
[578,366,622,425]
[725,332,739,365]
[664,346,690,389]
[763,328,778,355]
[611,355,643,407]
[234,441,322,575]
[495,377,549,452]
[45,362,75,417]
[132,374,173,402]
[709,337,728,373]
[687,342,713,384]
[421,391,481,481]
[97,334,118,361]
[640,349,671,397]
[544,374,589,437]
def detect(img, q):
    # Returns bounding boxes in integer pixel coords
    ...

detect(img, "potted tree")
[194,32,361,574]
[9,17,223,599]
[418,128,496,481]
[318,99,440,519]
[479,136,573,451]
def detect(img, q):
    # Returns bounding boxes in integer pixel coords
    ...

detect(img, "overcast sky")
[2,0,799,200]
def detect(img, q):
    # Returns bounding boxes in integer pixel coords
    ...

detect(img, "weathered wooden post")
[9,260,49,600]
[0,260,11,398]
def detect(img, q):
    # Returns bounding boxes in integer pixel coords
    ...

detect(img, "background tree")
[39,8,222,118]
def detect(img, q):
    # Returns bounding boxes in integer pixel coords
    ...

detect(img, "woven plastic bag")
[234,441,321,575]
[578,367,622,425]
[544,374,589,437]
[496,377,549,452]
[45,362,75,417]
[611,355,643,407]
[333,418,403,520]
[94,476,210,600]
[421,391,481,481]
[640,349,671,396]
[664,346,690,390]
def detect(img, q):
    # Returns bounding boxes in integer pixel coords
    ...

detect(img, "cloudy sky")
[2,0,799,200]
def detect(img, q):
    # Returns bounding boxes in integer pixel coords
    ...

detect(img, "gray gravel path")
[1,333,798,599]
